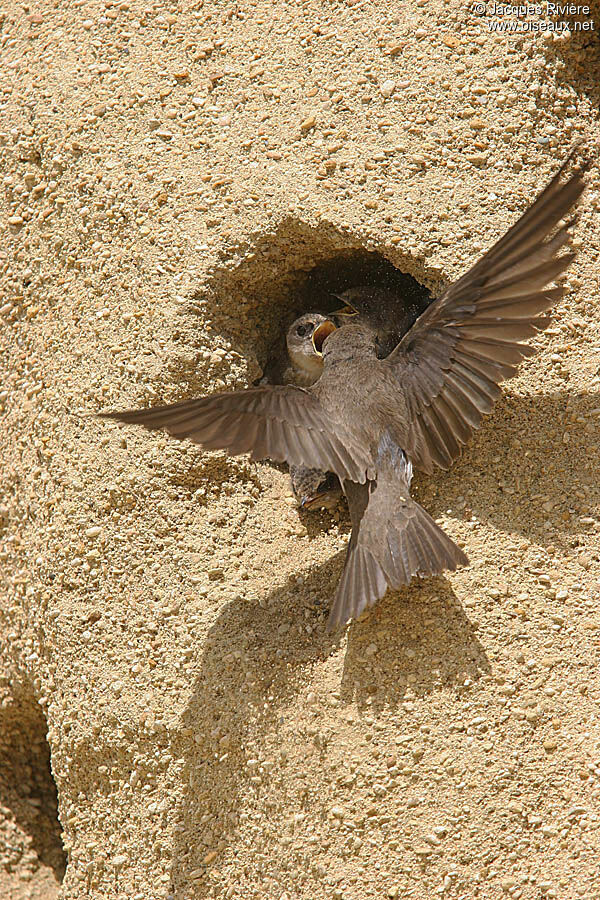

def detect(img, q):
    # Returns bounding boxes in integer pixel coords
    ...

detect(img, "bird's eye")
[296,323,311,337]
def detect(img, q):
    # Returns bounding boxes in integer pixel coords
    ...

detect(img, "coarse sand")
[1,1,600,898]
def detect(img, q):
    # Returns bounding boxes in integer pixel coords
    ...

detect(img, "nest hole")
[0,687,66,891]
[193,218,433,386]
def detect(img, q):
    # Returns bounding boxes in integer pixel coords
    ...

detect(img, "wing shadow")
[167,553,489,897]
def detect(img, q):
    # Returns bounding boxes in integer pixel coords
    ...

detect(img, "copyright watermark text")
[471,2,595,31]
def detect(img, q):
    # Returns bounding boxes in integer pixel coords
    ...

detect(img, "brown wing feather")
[327,442,467,630]
[99,385,371,483]
[387,152,588,473]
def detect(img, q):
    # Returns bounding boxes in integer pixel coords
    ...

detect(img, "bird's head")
[286,313,337,381]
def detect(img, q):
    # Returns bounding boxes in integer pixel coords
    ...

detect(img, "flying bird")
[284,285,434,508]
[100,152,588,629]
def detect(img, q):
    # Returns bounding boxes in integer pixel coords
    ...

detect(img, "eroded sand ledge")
[1,2,599,898]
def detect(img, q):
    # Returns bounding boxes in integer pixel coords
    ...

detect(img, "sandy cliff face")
[1,1,600,898]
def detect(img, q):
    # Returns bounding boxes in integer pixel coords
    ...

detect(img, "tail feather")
[327,487,468,630]
[411,503,469,573]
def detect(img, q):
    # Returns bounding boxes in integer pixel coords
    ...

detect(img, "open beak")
[331,305,358,318]
[312,320,337,355]
[300,489,340,511]
[330,294,358,318]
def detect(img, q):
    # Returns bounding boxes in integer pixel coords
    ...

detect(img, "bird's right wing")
[386,151,588,473]
[99,386,371,483]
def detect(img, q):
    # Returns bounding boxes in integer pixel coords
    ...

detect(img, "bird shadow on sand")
[161,453,264,499]
[168,554,489,897]
[165,387,595,895]
[278,387,597,553]
[413,388,599,552]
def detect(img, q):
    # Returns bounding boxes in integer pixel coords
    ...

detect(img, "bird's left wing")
[99,386,371,483]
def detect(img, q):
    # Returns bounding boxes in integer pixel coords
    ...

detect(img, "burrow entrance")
[189,217,433,387]
[0,685,66,892]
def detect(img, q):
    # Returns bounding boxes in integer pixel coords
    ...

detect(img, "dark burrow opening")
[0,686,66,886]
[190,218,434,390]
[171,221,435,505]
[261,246,433,384]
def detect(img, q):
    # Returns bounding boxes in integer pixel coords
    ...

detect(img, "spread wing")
[99,386,372,483]
[386,152,588,473]
[327,440,467,630]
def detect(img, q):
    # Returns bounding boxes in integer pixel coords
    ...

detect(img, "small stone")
[466,153,488,167]
[380,79,395,98]
[543,738,558,752]
[112,855,127,867]
[8,215,24,227]
[442,34,460,48]
[93,103,107,117]
[85,526,101,538]
[300,115,316,132]
[424,832,441,845]
[156,129,173,141]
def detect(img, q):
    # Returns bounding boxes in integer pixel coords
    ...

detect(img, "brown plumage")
[290,466,341,510]
[284,312,344,509]
[286,287,432,508]
[100,152,588,628]
[330,440,468,630]
[332,282,431,358]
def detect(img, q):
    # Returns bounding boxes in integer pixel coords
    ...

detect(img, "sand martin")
[283,313,343,510]
[100,153,588,629]
[284,284,436,508]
